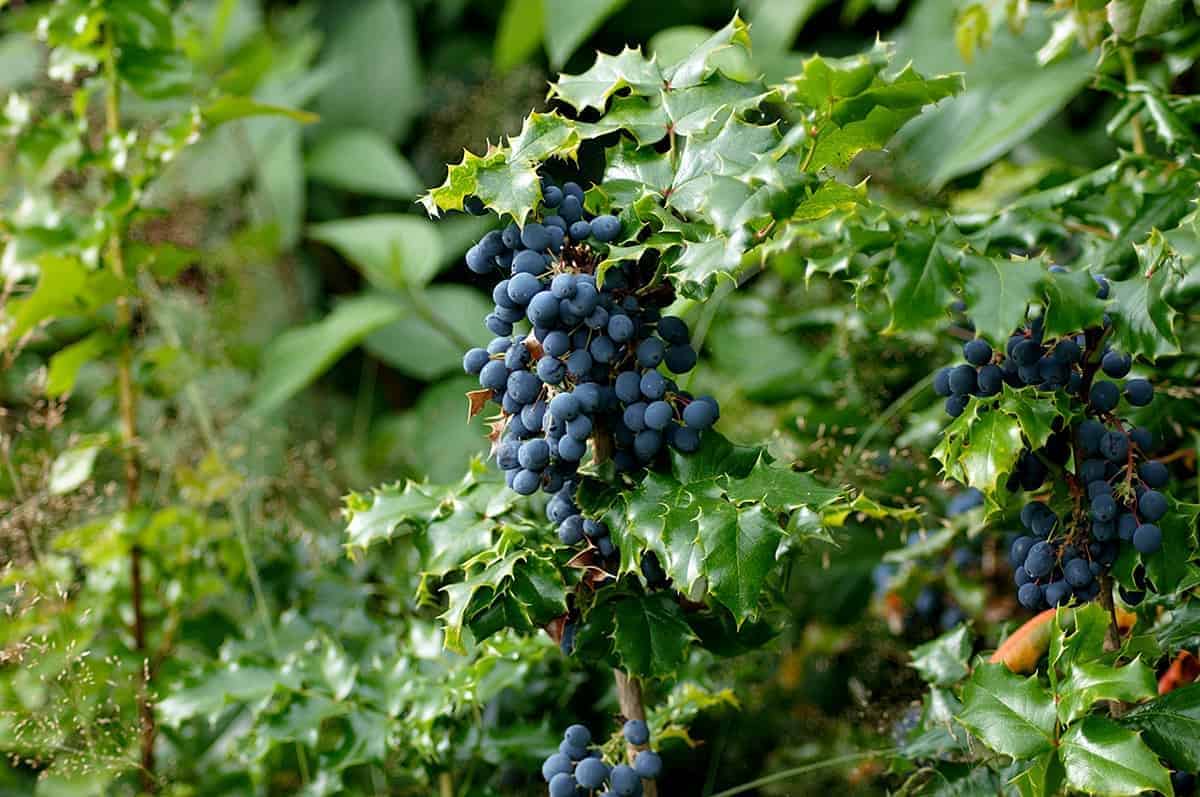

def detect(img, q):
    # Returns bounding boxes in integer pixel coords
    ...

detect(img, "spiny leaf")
[962,254,1045,346]
[1058,716,1172,796]
[956,662,1056,758]
[420,112,581,221]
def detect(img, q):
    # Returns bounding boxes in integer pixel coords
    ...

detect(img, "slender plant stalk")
[103,39,156,793]
[1119,48,1147,156]
[708,749,894,797]
[614,670,658,797]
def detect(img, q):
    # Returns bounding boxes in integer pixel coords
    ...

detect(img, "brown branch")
[614,670,659,797]
[104,37,155,793]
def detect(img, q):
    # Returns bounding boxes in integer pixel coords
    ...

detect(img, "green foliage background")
[0,0,1198,795]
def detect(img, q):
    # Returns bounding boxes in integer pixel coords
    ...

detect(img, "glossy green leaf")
[251,294,406,413]
[1057,658,1157,725]
[962,254,1045,346]
[1121,683,1200,771]
[45,331,112,397]
[495,0,544,71]
[309,215,443,290]
[306,128,423,198]
[1108,0,1184,39]
[1108,235,1182,360]
[363,285,492,381]
[910,624,973,686]
[3,256,122,345]
[1041,269,1108,340]
[956,662,1056,758]
[933,397,1025,498]
[200,96,318,126]
[543,0,629,69]
[316,0,422,140]
[421,113,582,221]
[612,592,695,678]
[1058,716,1172,797]
[883,227,959,333]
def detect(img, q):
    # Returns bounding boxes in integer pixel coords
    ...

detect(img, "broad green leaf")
[48,440,105,495]
[910,625,973,686]
[3,256,122,345]
[316,0,422,140]
[46,331,112,397]
[254,123,304,249]
[309,215,443,290]
[1059,716,1172,796]
[1121,682,1200,771]
[1041,269,1108,340]
[1108,0,1184,39]
[1154,602,1200,653]
[495,0,544,72]
[363,284,493,381]
[962,254,1045,346]
[893,1,1093,188]
[612,592,695,677]
[200,96,317,126]
[382,377,491,484]
[956,662,1056,758]
[1057,658,1157,725]
[306,128,423,198]
[723,462,845,512]
[746,0,829,55]
[1011,750,1066,797]
[1108,236,1182,360]
[883,228,960,333]
[543,0,629,69]
[440,539,527,653]
[321,639,358,701]
[699,504,783,623]
[251,293,405,413]
[158,667,302,725]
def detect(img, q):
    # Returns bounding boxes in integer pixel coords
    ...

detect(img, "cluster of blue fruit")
[541,721,661,796]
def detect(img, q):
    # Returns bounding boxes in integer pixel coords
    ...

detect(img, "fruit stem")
[614,670,659,797]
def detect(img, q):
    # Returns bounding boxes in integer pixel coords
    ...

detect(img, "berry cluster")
[460,177,719,565]
[934,291,1172,612]
[541,720,661,796]
[1009,414,1170,610]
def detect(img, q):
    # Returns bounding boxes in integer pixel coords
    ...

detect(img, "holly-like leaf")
[603,432,845,622]
[1041,268,1107,340]
[1058,716,1172,797]
[998,385,1076,452]
[1120,682,1200,771]
[1057,658,1157,725]
[933,400,1025,499]
[3,255,122,345]
[883,227,960,333]
[420,112,582,221]
[1143,499,1200,596]
[548,47,664,112]
[910,624,973,687]
[961,254,1045,346]
[957,662,1056,758]
[1108,235,1182,360]
[612,592,696,677]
